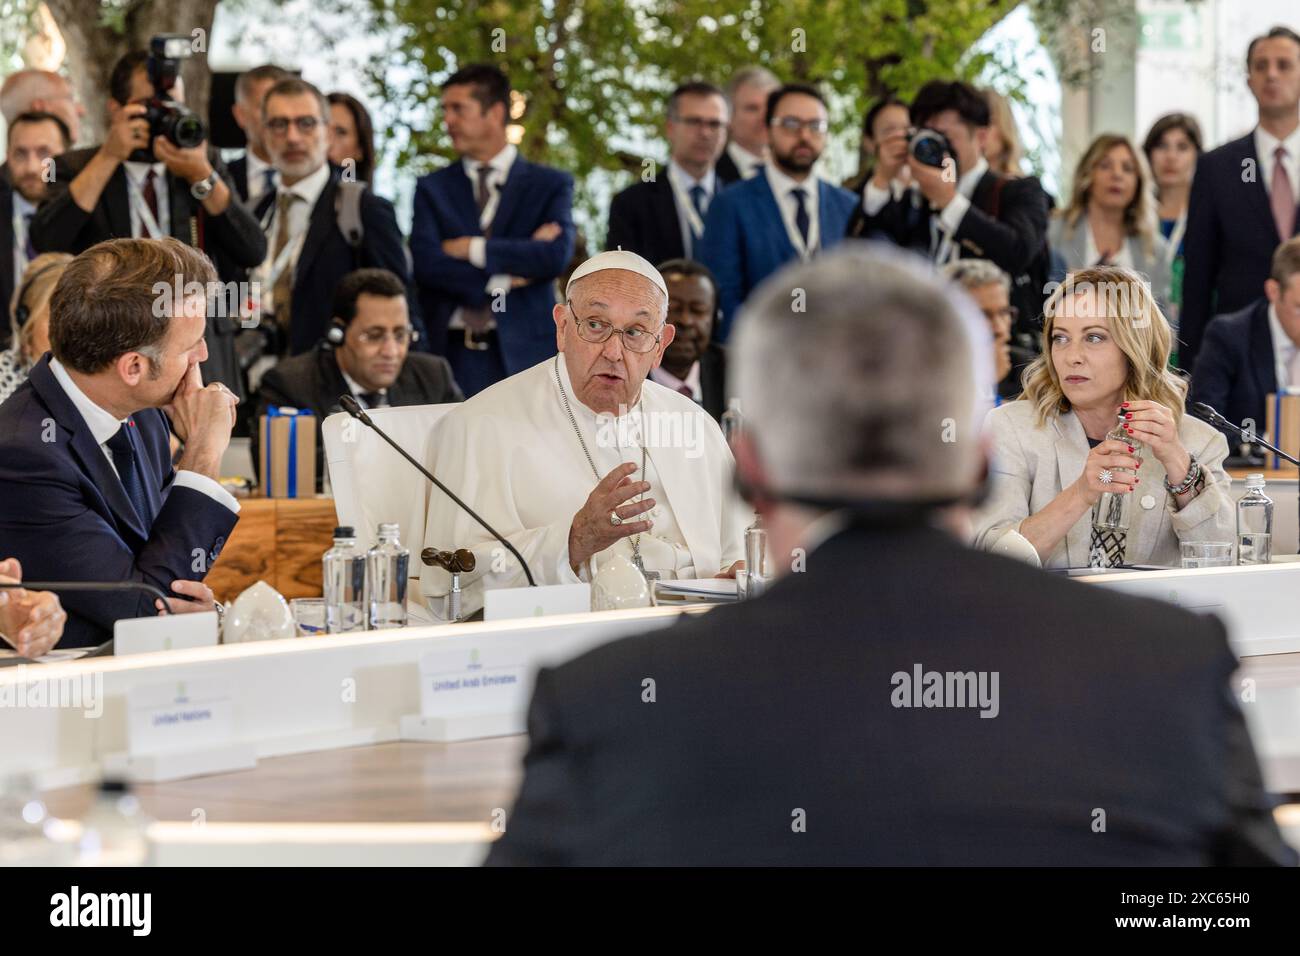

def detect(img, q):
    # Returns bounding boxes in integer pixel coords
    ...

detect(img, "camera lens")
[161,105,206,150]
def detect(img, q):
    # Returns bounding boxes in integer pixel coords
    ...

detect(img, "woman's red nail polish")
[1121,402,1129,408]
[1124,413,1132,420]
[1127,445,1134,452]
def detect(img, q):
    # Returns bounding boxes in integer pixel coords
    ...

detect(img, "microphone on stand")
[0,580,174,663]
[1190,401,1300,554]
[0,580,172,611]
[337,395,536,587]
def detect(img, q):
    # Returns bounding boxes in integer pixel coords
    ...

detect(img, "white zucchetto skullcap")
[565,248,669,301]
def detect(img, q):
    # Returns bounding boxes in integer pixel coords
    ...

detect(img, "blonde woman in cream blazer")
[973,265,1233,568]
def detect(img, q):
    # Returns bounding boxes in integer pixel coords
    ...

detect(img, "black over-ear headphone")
[13,261,63,329]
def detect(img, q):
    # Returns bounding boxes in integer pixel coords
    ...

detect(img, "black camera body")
[908,127,954,169]
[130,34,206,161]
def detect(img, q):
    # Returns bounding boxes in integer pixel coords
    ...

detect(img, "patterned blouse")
[0,349,31,406]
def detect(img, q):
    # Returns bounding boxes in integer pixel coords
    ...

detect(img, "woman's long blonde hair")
[9,252,72,363]
[983,89,1024,178]
[1020,265,1186,427]
[1057,133,1160,259]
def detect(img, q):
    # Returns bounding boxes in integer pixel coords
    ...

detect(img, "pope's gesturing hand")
[568,462,656,572]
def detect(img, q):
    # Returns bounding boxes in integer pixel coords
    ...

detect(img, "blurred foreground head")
[731,242,994,508]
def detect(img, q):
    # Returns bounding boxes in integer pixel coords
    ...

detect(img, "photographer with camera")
[30,39,266,400]
[846,80,1050,391]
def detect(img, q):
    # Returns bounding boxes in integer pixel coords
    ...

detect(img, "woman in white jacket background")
[972,265,1233,568]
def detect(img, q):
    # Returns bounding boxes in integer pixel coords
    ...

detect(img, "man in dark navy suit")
[0,238,240,650]
[410,64,575,397]
[1182,26,1300,370]
[253,77,422,358]
[1190,236,1300,446]
[698,83,857,341]
[488,246,1295,867]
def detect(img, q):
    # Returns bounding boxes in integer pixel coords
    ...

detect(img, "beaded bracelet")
[1163,454,1202,496]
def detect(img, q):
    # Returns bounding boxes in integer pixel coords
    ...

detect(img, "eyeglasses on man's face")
[572,315,663,353]
[356,326,418,347]
[771,116,829,135]
[265,115,323,136]
[674,116,727,133]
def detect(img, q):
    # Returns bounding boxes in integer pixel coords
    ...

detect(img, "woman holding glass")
[972,265,1233,567]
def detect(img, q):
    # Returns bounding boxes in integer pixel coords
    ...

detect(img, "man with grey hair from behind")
[487,243,1292,866]
[0,69,85,145]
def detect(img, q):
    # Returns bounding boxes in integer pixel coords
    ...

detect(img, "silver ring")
[609,511,622,526]
[1099,469,1113,485]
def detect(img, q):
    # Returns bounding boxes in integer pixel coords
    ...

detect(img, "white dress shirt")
[11,192,35,289]
[1083,221,1136,269]
[764,162,820,259]
[726,140,765,180]
[340,368,388,407]
[245,149,278,207]
[123,161,170,238]
[667,160,716,258]
[48,358,239,514]
[932,156,990,263]
[451,143,518,331]
[649,361,702,402]
[1267,302,1300,391]
[1255,125,1300,207]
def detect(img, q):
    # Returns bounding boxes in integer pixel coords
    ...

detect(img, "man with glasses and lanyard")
[606,81,730,266]
[29,51,265,400]
[698,83,857,342]
[253,77,420,362]
[255,267,462,491]
[419,249,749,621]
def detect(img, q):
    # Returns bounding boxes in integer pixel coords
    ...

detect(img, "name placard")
[484,583,591,621]
[416,646,526,718]
[127,678,235,756]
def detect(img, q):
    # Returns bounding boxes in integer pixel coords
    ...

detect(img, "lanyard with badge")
[257,195,309,293]
[783,189,818,262]
[667,168,707,242]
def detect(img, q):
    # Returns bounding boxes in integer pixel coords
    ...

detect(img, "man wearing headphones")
[255,267,462,490]
[653,257,730,422]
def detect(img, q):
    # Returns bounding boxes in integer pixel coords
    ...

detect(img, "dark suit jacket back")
[1188,298,1277,445]
[254,168,424,356]
[605,176,686,266]
[1182,132,1300,370]
[255,344,463,490]
[0,356,239,648]
[487,522,1295,866]
[29,146,267,399]
[699,342,727,422]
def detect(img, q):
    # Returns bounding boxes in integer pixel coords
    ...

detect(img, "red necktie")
[141,170,160,228]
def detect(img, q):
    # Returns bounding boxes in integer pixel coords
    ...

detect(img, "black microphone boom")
[0,580,172,612]
[337,395,537,587]
[1190,401,1299,556]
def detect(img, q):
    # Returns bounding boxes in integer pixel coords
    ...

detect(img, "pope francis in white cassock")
[420,249,751,618]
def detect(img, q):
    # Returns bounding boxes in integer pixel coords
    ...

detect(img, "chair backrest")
[322,403,457,555]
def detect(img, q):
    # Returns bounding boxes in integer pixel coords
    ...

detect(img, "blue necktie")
[105,420,151,528]
[262,168,276,198]
[23,211,35,260]
[792,187,810,248]
[689,184,707,219]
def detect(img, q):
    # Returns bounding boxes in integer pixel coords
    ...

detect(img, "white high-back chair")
[322,403,457,555]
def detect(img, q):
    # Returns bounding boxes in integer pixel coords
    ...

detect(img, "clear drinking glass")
[290,597,327,636]
[1180,541,1234,569]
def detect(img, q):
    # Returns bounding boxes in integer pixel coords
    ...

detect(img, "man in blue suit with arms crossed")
[699,83,856,341]
[0,237,240,649]
[411,64,576,396]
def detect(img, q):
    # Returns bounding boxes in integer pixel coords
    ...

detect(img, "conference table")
[4,559,1300,866]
